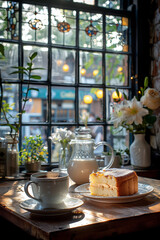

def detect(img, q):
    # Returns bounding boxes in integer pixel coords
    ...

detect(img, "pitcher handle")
[94,141,114,169]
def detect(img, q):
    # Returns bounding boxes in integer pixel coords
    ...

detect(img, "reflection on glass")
[0,84,19,124]
[80,51,102,84]
[22,4,48,43]
[73,0,95,5]
[106,88,129,121]
[52,48,75,84]
[0,43,18,80]
[98,0,120,9]
[22,125,48,140]
[23,45,48,81]
[106,15,128,51]
[22,85,48,123]
[51,8,76,46]
[79,12,103,49]
[105,54,128,86]
[51,87,75,123]
[106,126,129,152]
[79,88,103,123]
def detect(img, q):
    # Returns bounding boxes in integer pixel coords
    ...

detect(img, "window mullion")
[19,1,23,152]
[47,5,52,164]
[102,12,106,141]
[75,10,79,127]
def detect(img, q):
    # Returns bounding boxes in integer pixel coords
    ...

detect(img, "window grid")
[0,0,134,164]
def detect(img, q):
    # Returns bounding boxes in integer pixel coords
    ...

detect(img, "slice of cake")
[89,168,138,197]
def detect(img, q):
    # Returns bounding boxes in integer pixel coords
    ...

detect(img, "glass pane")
[22,85,48,123]
[106,15,128,52]
[0,83,19,124]
[0,1,19,40]
[73,0,95,5]
[106,88,129,121]
[0,43,18,80]
[52,48,75,84]
[51,8,76,46]
[22,125,48,140]
[80,51,102,84]
[51,87,75,123]
[23,45,48,81]
[79,87,103,123]
[79,12,103,49]
[51,126,75,163]
[105,54,128,86]
[98,0,120,9]
[22,4,48,43]
[106,126,129,152]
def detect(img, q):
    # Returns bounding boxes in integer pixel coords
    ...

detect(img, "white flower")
[140,88,160,110]
[110,103,126,127]
[49,128,75,144]
[80,111,89,127]
[122,97,149,125]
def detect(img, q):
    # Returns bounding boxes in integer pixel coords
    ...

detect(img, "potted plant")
[102,148,130,168]
[19,135,48,173]
[0,47,44,176]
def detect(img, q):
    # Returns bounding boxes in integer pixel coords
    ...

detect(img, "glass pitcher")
[68,127,114,185]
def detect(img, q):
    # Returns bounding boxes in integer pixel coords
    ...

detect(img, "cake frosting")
[89,168,138,197]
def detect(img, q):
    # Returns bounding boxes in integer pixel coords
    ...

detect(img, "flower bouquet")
[49,128,75,170]
[111,78,160,134]
[110,77,160,168]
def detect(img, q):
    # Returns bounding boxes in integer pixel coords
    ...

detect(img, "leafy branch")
[0,51,43,142]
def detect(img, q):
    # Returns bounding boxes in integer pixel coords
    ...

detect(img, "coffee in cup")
[24,171,69,209]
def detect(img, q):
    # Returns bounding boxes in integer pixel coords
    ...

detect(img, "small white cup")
[24,171,69,209]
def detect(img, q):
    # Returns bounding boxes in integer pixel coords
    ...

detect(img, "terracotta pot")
[25,161,41,173]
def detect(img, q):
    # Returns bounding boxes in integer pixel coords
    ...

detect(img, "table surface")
[0,177,160,240]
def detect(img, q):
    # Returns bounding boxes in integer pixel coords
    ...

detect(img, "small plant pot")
[104,155,121,168]
[25,161,41,173]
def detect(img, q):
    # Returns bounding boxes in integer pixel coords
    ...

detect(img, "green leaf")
[12,66,27,71]
[27,62,32,67]
[30,75,41,79]
[5,124,18,132]
[115,88,119,97]
[28,88,39,92]
[144,77,148,90]
[10,70,28,75]
[123,92,128,100]
[0,44,5,56]
[29,52,37,61]
[23,98,29,102]
[144,114,157,125]
[31,68,45,70]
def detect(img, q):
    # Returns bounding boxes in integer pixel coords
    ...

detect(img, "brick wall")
[150,0,160,151]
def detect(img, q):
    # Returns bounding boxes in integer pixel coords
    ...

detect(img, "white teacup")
[24,171,69,209]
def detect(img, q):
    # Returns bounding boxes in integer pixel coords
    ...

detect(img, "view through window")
[0,0,134,164]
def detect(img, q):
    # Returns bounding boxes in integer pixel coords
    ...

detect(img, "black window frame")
[0,0,136,165]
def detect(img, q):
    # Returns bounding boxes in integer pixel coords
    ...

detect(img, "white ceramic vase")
[130,134,151,168]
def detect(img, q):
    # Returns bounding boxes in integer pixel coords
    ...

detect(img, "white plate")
[20,197,83,216]
[75,183,154,204]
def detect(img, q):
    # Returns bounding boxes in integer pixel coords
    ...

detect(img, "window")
[0,0,134,164]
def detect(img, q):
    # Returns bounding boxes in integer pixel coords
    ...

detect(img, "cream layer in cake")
[89,168,138,197]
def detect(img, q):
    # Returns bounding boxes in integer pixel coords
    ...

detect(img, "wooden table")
[0,177,160,240]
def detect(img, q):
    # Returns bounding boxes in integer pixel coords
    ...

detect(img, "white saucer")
[75,183,154,204]
[20,197,83,216]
